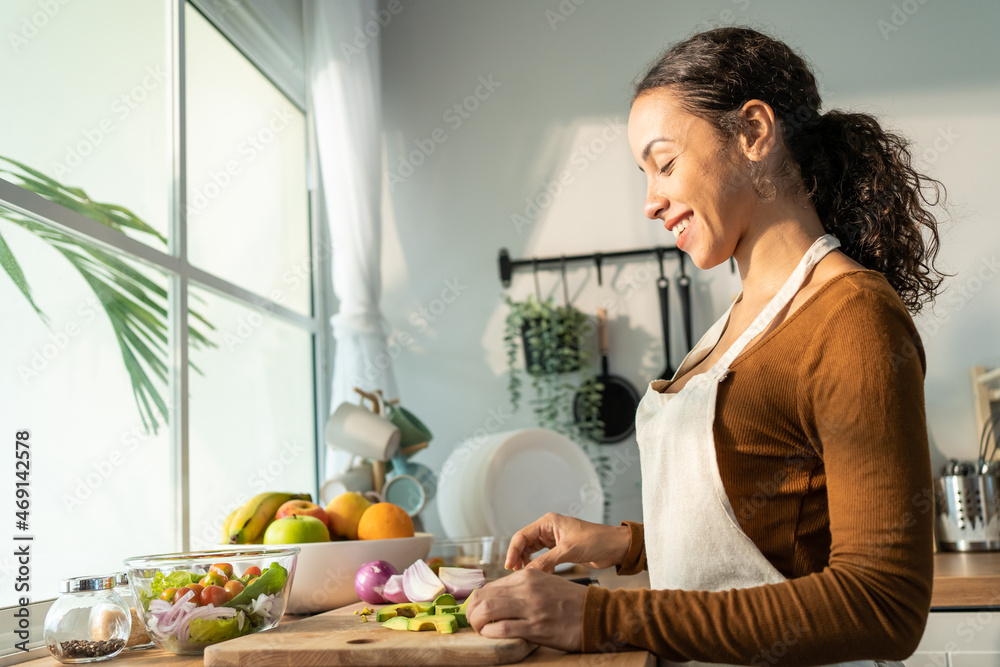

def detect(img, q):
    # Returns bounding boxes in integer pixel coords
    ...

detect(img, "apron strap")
[708,234,841,381]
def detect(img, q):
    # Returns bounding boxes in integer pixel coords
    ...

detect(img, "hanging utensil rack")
[497,246,735,287]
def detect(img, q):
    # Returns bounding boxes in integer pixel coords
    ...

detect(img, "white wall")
[376,0,1000,536]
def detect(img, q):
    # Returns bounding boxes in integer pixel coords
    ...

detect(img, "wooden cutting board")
[203,603,537,666]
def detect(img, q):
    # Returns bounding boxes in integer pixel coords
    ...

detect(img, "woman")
[467,27,945,665]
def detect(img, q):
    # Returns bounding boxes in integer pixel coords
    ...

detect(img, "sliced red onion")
[438,567,485,600]
[354,560,398,604]
[382,574,409,603]
[402,559,445,602]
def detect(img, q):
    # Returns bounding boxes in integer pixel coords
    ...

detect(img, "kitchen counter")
[931,551,1000,608]
[20,554,996,666]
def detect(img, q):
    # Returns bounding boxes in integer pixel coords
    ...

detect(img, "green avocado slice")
[381,616,410,631]
[375,601,435,622]
[407,613,458,634]
[431,593,456,607]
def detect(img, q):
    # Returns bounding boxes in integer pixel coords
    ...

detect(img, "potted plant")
[503,295,603,441]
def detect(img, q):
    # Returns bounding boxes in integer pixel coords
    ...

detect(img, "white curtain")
[305,0,397,479]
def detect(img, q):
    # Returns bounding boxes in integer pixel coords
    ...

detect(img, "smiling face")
[628,87,760,270]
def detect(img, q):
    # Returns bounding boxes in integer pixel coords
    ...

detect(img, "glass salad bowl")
[122,547,299,655]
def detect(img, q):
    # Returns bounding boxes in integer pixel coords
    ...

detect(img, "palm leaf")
[0,157,217,433]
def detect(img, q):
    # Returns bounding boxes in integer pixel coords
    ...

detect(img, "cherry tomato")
[247,577,258,586]
[241,566,262,579]
[223,580,245,600]
[160,587,177,603]
[200,585,229,607]
[199,571,227,587]
[174,586,198,606]
[186,583,205,605]
[210,563,234,579]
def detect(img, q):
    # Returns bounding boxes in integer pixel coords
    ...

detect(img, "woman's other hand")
[505,512,631,572]
[466,568,587,652]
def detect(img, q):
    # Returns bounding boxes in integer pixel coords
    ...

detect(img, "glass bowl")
[122,547,299,655]
[428,536,510,580]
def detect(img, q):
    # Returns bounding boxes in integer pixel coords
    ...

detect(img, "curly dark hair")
[632,27,946,313]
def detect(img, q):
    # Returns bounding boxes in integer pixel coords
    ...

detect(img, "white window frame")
[0,1,326,660]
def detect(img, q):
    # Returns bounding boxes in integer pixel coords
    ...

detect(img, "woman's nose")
[644,186,668,220]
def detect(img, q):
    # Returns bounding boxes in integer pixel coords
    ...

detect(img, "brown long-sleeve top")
[581,270,934,664]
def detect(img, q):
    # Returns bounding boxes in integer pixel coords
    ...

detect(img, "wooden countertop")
[931,551,1000,608]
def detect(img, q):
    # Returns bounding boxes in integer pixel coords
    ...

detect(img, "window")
[0,0,322,624]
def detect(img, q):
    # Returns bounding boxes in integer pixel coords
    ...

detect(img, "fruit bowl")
[122,547,299,655]
[284,532,434,614]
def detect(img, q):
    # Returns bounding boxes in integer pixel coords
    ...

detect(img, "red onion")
[438,567,485,600]
[382,574,409,603]
[354,560,399,604]
[402,559,445,602]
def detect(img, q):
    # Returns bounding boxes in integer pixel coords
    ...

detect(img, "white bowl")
[282,533,433,614]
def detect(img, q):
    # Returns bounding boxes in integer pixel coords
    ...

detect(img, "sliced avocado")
[381,616,410,631]
[407,613,458,634]
[431,593,457,607]
[413,612,430,617]
[375,602,435,622]
[434,604,469,625]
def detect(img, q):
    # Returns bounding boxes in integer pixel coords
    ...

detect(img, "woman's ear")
[739,99,778,162]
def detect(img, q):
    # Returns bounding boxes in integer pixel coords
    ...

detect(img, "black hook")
[594,253,603,286]
[560,256,569,306]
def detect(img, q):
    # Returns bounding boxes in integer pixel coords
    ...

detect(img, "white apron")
[636,234,899,667]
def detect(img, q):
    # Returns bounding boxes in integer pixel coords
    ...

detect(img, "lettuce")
[189,615,247,644]
[142,570,203,610]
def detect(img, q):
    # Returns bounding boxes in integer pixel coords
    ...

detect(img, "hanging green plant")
[503,294,603,443]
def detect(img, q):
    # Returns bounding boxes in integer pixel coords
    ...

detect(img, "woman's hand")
[466,568,588,652]
[505,512,631,573]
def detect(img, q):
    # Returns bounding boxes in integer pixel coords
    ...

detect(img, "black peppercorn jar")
[44,574,131,663]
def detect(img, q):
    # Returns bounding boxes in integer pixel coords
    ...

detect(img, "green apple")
[262,515,330,544]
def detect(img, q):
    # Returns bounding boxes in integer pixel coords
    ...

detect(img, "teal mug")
[387,404,433,450]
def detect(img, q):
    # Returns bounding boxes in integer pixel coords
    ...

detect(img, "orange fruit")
[357,502,415,540]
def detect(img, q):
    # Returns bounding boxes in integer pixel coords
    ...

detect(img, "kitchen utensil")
[324,401,400,462]
[482,428,604,538]
[656,250,675,380]
[574,309,640,443]
[428,536,511,580]
[382,474,427,516]
[389,454,437,503]
[203,602,535,666]
[678,253,693,351]
[278,533,433,614]
[45,574,131,663]
[936,474,1000,551]
[386,404,433,449]
[321,460,375,503]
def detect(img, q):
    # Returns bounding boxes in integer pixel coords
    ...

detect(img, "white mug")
[324,402,401,461]
[320,460,375,504]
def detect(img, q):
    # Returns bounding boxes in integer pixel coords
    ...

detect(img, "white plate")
[482,429,604,538]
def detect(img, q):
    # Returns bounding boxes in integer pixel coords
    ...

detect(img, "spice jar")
[44,574,131,663]
[112,572,154,650]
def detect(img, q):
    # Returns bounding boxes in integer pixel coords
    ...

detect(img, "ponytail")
[633,27,946,313]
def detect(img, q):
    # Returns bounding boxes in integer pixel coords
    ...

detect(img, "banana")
[227,492,312,544]
[220,507,238,544]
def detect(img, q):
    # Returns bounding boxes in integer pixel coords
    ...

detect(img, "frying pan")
[574,308,640,443]
[677,254,692,351]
